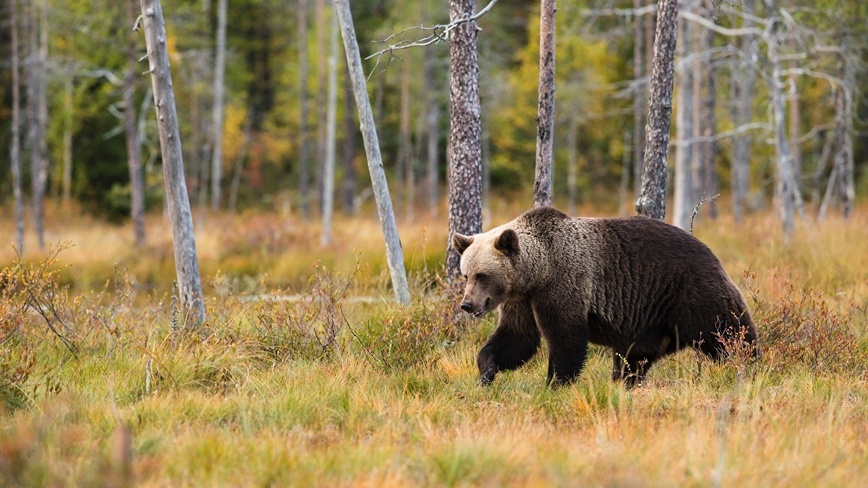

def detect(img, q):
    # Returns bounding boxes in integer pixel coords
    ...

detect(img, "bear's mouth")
[473,299,490,318]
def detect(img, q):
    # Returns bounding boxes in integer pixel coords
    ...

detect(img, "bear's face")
[453,229,521,317]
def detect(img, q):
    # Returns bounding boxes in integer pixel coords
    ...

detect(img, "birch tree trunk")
[30,0,49,250]
[672,1,694,231]
[139,0,206,324]
[446,0,484,281]
[763,0,804,239]
[321,11,338,246]
[341,68,357,215]
[125,0,146,246]
[533,0,556,208]
[210,0,227,210]
[10,0,25,252]
[730,0,756,222]
[635,0,679,220]
[334,0,410,305]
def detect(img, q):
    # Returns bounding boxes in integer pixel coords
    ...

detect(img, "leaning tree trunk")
[635,0,679,220]
[139,0,206,324]
[533,0,556,208]
[672,1,694,231]
[125,0,146,246]
[10,0,25,253]
[210,0,227,210]
[446,0,484,281]
[334,0,410,305]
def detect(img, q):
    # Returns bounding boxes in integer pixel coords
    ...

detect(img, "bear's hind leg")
[477,301,541,386]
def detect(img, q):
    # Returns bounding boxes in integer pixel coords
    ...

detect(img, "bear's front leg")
[532,300,589,387]
[477,301,540,386]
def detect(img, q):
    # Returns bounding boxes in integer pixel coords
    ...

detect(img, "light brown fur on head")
[453,228,521,317]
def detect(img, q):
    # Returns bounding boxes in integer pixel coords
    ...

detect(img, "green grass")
[1,202,867,486]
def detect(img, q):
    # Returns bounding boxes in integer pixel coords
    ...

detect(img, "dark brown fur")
[454,206,757,387]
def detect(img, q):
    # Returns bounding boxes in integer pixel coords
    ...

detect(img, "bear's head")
[453,228,521,317]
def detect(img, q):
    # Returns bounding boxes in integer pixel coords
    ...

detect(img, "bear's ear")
[452,233,474,255]
[494,229,520,257]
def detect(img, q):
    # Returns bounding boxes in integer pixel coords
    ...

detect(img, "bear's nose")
[460,301,474,313]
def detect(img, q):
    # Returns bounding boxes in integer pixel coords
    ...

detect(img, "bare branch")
[689,194,720,235]
[365,0,500,68]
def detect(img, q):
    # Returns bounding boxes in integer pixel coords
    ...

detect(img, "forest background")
[1,0,865,233]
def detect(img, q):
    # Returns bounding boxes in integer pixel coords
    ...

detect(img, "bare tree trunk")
[297,0,311,218]
[672,1,694,231]
[341,65,357,215]
[763,0,804,239]
[533,0,556,208]
[424,46,440,216]
[321,11,338,246]
[839,39,856,218]
[731,0,756,222]
[30,0,49,250]
[446,0,484,281]
[139,0,206,324]
[632,0,645,199]
[209,0,227,210]
[635,0,678,220]
[314,0,327,213]
[334,0,410,305]
[10,0,25,252]
[61,77,73,204]
[125,0,146,246]
[695,2,717,219]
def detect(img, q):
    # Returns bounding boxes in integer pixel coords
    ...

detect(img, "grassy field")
[1,201,867,487]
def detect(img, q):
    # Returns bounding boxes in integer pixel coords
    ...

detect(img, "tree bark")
[29,0,48,250]
[334,0,410,305]
[731,0,756,222]
[139,0,207,324]
[446,0,484,281]
[635,0,678,221]
[10,0,25,253]
[125,0,146,246]
[672,1,694,231]
[763,0,804,239]
[210,0,227,210]
[341,64,357,215]
[533,0,556,208]
[321,11,338,246]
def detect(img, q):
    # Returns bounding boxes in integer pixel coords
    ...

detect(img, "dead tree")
[10,0,25,252]
[210,0,228,210]
[334,0,410,305]
[636,0,679,220]
[533,0,556,207]
[446,0,484,281]
[139,0,207,324]
[125,0,146,246]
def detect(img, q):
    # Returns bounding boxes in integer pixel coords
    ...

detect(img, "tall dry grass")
[1,200,866,486]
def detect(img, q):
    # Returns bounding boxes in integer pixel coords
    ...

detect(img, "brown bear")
[453,206,757,387]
